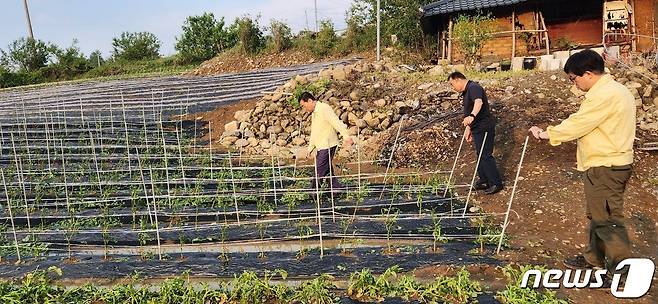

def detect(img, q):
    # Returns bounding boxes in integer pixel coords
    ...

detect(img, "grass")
[0,56,198,92]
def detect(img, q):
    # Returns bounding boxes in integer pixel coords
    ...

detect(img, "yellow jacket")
[308,102,351,152]
[547,74,636,171]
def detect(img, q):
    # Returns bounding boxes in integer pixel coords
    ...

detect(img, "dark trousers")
[313,146,343,190]
[472,128,502,187]
[582,165,632,272]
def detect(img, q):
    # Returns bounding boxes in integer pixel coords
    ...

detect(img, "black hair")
[447,71,467,81]
[298,91,315,103]
[563,49,604,76]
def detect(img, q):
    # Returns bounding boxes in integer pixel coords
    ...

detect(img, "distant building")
[420,0,656,62]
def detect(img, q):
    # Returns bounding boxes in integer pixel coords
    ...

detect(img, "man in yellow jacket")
[299,92,353,191]
[529,50,636,275]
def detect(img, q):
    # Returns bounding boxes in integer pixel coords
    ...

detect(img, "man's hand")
[529,126,544,139]
[464,127,473,143]
[343,137,354,148]
[462,115,474,126]
[303,149,315,159]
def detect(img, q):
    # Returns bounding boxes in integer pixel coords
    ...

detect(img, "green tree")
[312,20,337,57]
[49,40,92,79]
[0,37,54,71]
[88,50,105,68]
[175,13,237,62]
[111,31,161,61]
[347,0,435,49]
[269,19,293,52]
[232,15,265,54]
[452,14,497,63]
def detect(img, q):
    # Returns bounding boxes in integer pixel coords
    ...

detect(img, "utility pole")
[314,0,318,32]
[23,0,34,39]
[376,0,381,61]
[305,10,309,31]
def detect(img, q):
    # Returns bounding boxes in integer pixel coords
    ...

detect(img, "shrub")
[111,31,161,61]
[452,13,498,64]
[269,19,293,52]
[87,50,105,68]
[175,13,237,62]
[49,40,92,79]
[232,15,265,55]
[1,37,54,71]
[312,20,337,57]
[0,68,43,88]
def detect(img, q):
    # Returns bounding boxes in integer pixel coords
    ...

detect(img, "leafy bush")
[175,13,237,62]
[232,15,265,54]
[338,6,377,54]
[48,40,92,79]
[0,69,43,88]
[452,13,498,63]
[111,31,161,61]
[291,274,337,304]
[345,0,436,50]
[1,37,54,71]
[269,19,293,52]
[312,20,338,57]
[87,50,105,68]
[287,79,331,107]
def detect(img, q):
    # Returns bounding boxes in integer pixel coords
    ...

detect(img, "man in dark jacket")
[448,71,503,195]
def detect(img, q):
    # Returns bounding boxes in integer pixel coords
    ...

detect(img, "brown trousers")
[582,165,632,272]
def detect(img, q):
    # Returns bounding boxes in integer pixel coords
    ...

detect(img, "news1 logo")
[520,258,655,298]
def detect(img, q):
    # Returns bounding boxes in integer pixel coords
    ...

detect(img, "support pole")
[313,150,324,258]
[148,168,163,260]
[443,127,467,198]
[380,116,405,199]
[228,151,240,224]
[1,170,21,262]
[376,0,381,62]
[512,11,516,59]
[462,132,487,216]
[497,136,529,254]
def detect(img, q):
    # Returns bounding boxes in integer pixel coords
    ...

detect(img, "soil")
[198,69,658,303]
[189,49,376,76]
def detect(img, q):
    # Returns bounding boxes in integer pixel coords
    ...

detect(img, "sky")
[0,0,354,57]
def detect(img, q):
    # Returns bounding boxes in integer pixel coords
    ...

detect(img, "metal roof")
[422,0,530,17]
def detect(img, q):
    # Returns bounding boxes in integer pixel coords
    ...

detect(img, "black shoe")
[564,255,603,269]
[472,182,489,191]
[483,184,503,195]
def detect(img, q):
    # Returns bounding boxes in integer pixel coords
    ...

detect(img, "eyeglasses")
[568,74,578,82]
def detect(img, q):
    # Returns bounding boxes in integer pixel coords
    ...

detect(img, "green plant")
[1,37,54,71]
[382,208,399,252]
[496,264,569,304]
[269,20,293,52]
[452,13,497,64]
[232,15,265,54]
[111,31,161,61]
[175,13,237,62]
[60,218,80,260]
[287,79,331,107]
[554,37,579,51]
[291,274,337,304]
[431,216,449,251]
[312,20,338,57]
[347,266,400,302]
[420,268,482,304]
[229,269,289,303]
[395,275,423,301]
[296,221,314,258]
